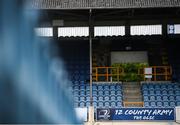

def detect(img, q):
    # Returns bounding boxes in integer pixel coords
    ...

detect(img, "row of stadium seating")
[72,83,123,108]
[144,101,180,107]
[142,82,180,107]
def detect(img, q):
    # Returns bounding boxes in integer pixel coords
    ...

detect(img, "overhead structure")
[28,0,180,9]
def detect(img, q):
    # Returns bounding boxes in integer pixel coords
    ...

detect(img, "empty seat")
[104,96,110,101]
[168,90,174,95]
[149,90,155,95]
[144,96,149,101]
[93,96,97,101]
[156,96,162,101]
[79,102,85,107]
[98,91,104,95]
[98,85,103,90]
[169,96,175,101]
[104,102,110,107]
[176,101,180,106]
[98,101,104,107]
[117,102,122,107]
[104,91,109,95]
[80,96,85,101]
[150,96,155,101]
[150,102,156,107]
[110,102,116,107]
[92,90,97,96]
[116,96,122,100]
[110,90,116,95]
[144,101,150,107]
[111,96,116,101]
[157,101,163,107]
[163,101,169,107]
[98,96,104,101]
[162,90,168,95]
[176,95,180,101]
[162,96,168,101]
[104,85,109,90]
[155,90,161,95]
[93,101,98,107]
[169,102,176,107]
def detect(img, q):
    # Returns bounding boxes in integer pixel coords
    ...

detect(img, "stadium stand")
[142,82,180,107]
[72,83,123,108]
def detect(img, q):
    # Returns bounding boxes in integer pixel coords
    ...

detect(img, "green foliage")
[112,63,148,82]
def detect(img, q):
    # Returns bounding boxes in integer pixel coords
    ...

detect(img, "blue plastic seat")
[163,101,169,107]
[98,85,103,90]
[116,102,122,107]
[155,85,161,90]
[149,90,155,95]
[98,96,104,101]
[111,96,116,101]
[143,96,149,101]
[175,90,180,95]
[93,96,97,101]
[104,96,110,101]
[169,102,176,107]
[104,102,110,107]
[176,101,180,106]
[80,91,85,96]
[73,91,79,96]
[144,101,150,107]
[110,85,116,90]
[169,96,175,101]
[98,101,104,108]
[116,96,122,100]
[176,95,180,101]
[155,90,161,95]
[150,101,156,107]
[111,102,116,108]
[143,90,148,95]
[116,90,122,95]
[92,90,97,96]
[150,96,155,101]
[162,96,168,101]
[104,91,110,95]
[104,85,109,90]
[86,96,90,101]
[162,90,168,95]
[93,101,98,107]
[156,96,162,101]
[80,96,85,101]
[110,90,116,95]
[79,102,85,107]
[161,85,167,90]
[98,90,104,95]
[157,101,163,107]
[168,90,174,95]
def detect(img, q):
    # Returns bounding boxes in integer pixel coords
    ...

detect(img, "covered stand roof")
[29,0,180,9]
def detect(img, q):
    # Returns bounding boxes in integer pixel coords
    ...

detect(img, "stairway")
[122,82,143,107]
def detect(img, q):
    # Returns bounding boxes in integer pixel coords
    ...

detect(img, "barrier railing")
[138,66,172,81]
[92,67,124,82]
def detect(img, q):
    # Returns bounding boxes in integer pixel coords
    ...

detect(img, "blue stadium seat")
[168,90,174,95]
[92,90,98,96]
[144,101,150,107]
[104,102,110,107]
[110,102,116,107]
[149,90,155,95]
[98,101,104,108]
[143,90,148,95]
[104,85,109,90]
[93,96,97,101]
[80,96,85,101]
[156,96,162,101]
[93,101,98,107]
[98,85,103,90]
[111,96,116,101]
[176,101,180,106]
[98,96,104,101]
[110,90,116,95]
[116,96,122,100]
[169,102,176,107]
[155,90,161,95]
[157,101,163,107]
[86,96,90,101]
[161,85,167,90]
[79,101,85,108]
[143,96,149,101]
[80,91,85,96]
[150,102,156,107]
[175,90,180,95]
[104,91,110,95]
[162,96,168,101]
[97,90,103,96]
[104,96,110,101]
[150,96,156,101]
[155,84,161,90]
[163,101,169,107]
[176,95,180,101]
[110,85,116,90]
[116,102,122,107]
[162,90,168,95]
[169,96,175,101]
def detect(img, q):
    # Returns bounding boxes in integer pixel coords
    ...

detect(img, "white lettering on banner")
[152,110,173,116]
[124,110,152,116]
[115,110,123,115]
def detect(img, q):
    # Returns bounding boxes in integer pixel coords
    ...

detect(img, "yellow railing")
[138,66,172,81]
[92,67,124,82]
[123,101,144,107]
